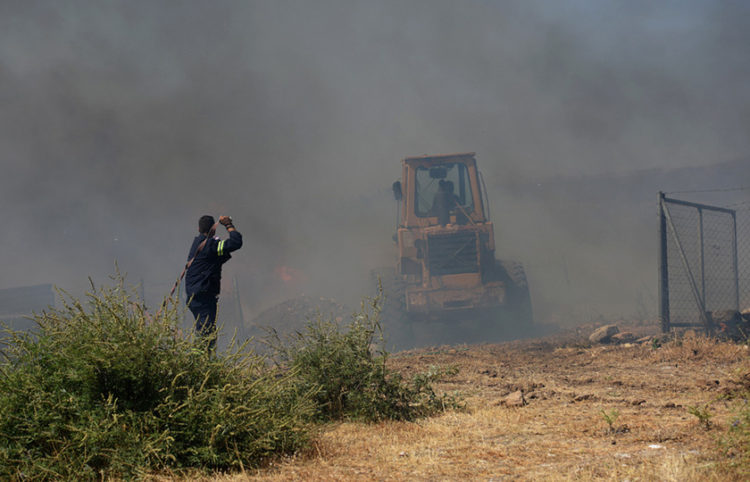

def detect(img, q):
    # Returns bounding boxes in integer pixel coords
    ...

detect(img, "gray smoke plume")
[1,1,749,329]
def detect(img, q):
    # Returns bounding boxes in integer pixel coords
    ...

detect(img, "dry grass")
[162,323,749,481]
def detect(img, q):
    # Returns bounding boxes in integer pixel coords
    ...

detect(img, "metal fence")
[0,284,55,331]
[658,191,750,332]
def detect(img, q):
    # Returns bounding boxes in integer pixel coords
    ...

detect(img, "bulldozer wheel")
[496,260,534,335]
[370,267,413,350]
[499,260,528,290]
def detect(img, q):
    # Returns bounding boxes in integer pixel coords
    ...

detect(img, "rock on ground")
[611,331,636,344]
[589,324,620,344]
[499,390,527,407]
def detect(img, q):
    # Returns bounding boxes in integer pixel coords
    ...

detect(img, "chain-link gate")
[658,191,750,333]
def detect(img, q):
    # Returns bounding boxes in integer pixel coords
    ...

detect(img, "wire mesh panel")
[663,201,703,327]
[738,208,750,314]
[702,209,739,312]
[659,192,749,332]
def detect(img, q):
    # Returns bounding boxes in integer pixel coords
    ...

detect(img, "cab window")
[414,163,474,217]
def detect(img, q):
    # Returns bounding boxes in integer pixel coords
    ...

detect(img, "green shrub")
[687,403,714,430]
[0,278,461,480]
[266,295,461,422]
[0,279,314,480]
[599,408,620,434]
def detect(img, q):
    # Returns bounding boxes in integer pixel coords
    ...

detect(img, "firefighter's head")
[198,215,215,234]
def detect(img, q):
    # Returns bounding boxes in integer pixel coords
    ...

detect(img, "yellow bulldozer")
[373,152,533,348]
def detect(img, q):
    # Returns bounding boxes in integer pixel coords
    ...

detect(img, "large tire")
[370,267,413,350]
[496,260,534,336]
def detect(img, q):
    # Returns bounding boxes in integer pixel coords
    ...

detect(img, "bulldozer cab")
[396,153,487,228]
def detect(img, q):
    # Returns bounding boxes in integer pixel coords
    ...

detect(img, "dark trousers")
[188,294,218,350]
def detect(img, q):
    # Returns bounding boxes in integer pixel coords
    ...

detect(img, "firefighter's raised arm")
[217,215,242,256]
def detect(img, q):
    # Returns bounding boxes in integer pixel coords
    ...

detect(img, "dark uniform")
[431,180,456,226]
[185,229,242,344]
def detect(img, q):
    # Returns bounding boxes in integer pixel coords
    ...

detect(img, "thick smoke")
[1,1,749,328]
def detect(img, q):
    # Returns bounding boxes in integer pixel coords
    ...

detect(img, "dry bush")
[720,363,750,476]
[650,332,748,363]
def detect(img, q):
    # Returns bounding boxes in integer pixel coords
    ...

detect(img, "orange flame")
[275,265,304,283]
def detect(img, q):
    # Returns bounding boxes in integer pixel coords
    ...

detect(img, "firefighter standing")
[185,215,243,349]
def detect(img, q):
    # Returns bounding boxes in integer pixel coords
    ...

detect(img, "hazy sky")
[1,1,748,322]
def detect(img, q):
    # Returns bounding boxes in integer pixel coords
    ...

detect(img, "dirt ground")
[194,321,749,481]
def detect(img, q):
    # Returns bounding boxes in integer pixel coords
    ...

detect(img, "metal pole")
[732,211,740,311]
[480,171,491,221]
[234,276,245,328]
[658,192,670,333]
[698,208,705,310]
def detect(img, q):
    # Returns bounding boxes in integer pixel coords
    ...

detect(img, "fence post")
[732,211,740,311]
[658,192,670,333]
[698,208,705,310]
